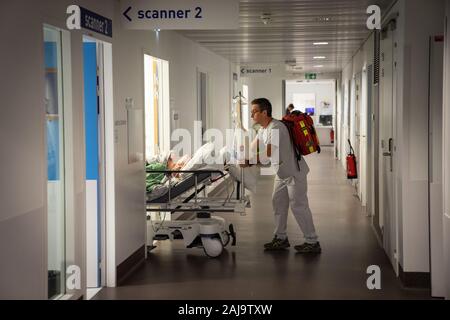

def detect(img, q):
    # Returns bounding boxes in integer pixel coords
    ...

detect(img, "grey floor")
[94,147,430,300]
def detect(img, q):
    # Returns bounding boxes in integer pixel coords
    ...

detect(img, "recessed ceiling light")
[313,56,326,60]
[316,17,331,22]
[314,65,324,68]
[313,42,329,45]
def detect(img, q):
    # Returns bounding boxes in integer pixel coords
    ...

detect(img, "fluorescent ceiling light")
[314,65,323,68]
[313,56,326,60]
[313,42,329,45]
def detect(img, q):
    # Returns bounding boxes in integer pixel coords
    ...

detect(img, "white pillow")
[181,142,216,173]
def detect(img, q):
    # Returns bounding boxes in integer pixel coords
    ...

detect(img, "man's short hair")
[252,98,272,117]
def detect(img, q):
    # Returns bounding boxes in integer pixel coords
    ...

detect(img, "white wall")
[240,76,284,121]
[0,0,232,299]
[400,0,445,272]
[338,0,446,276]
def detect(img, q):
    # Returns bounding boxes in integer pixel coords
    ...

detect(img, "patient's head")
[167,154,190,171]
[167,156,181,171]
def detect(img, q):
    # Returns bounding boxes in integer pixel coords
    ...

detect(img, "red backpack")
[282,111,321,164]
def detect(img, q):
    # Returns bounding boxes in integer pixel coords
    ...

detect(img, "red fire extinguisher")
[346,139,358,179]
[330,129,335,144]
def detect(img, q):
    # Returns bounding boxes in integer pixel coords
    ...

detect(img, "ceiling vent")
[260,13,272,25]
[374,30,380,85]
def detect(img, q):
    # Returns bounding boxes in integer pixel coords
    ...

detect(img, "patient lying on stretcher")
[146,142,259,200]
[146,152,190,193]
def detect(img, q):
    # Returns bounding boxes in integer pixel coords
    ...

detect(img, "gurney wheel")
[221,231,230,247]
[202,237,223,258]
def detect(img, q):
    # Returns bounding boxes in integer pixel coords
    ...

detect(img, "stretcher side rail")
[146,167,248,215]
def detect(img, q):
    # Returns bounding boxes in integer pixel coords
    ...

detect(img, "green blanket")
[146,162,167,192]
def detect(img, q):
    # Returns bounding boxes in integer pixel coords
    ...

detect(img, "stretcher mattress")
[146,172,212,204]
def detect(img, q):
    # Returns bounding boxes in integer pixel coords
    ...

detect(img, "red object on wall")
[330,129,335,144]
[346,139,358,179]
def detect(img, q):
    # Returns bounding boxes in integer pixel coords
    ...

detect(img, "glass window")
[144,55,170,158]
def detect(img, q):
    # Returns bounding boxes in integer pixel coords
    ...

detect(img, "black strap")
[348,139,355,155]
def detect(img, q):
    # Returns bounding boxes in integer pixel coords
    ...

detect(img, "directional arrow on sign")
[123,6,132,22]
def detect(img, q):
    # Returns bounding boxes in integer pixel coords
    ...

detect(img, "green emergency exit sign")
[305,73,317,80]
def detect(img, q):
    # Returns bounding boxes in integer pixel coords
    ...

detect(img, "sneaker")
[294,242,322,254]
[264,236,290,250]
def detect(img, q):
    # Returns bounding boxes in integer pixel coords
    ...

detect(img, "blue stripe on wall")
[83,43,99,181]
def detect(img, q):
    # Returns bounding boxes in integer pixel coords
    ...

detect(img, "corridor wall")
[338,0,446,282]
[0,0,233,299]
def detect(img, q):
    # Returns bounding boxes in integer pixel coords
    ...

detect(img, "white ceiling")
[178,0,395,74]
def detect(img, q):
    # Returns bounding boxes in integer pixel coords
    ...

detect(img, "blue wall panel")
[83,43,99,181]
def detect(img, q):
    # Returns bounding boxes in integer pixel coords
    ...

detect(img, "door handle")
[386,138,393,172]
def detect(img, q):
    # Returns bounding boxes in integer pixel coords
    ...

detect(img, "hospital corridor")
[94,148,429,300]
[1,0,450,303]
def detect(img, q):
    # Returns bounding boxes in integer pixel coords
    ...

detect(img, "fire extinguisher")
[346,139,358,179]
[330,129,335,144]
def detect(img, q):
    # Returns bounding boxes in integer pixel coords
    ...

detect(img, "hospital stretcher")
[146,167,250,258]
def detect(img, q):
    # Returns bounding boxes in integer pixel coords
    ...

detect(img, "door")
[379,22,397,271]
[339,82,345,160]
[83,38,105,289]
[354,73,362,196]
[428,36,445,298]
[45,25,67,299]
[365,66,374,213]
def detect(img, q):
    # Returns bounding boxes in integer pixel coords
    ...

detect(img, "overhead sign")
[120,0,239,30]
[305,73,317,80]
[66,5,113,37]
[240,65,285,77]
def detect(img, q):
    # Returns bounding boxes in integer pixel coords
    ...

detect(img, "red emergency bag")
[282,110,321,157]
[346,139,358,179]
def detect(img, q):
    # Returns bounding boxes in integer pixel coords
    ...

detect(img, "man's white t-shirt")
[257,119,310,179]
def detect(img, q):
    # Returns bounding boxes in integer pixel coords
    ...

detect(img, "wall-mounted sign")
[305,73,317,80]
[240,65,282,77]
[66,5,113,37]
[120,0,239,30]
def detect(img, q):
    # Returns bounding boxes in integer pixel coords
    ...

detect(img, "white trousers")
[272,169,318,244]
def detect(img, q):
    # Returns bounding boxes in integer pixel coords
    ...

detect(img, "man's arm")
[241,138,272,167]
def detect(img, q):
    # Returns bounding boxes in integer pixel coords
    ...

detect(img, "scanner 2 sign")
[120,0,239,30]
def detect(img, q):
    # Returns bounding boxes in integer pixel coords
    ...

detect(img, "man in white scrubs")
[246,98,321,253]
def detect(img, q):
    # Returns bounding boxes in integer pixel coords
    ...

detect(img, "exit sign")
[305,73,317,80]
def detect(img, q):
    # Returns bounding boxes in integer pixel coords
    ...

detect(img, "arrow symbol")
[123,6,132,22]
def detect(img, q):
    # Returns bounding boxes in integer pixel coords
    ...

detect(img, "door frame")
[428,35,445,298]
[82,35,116,289]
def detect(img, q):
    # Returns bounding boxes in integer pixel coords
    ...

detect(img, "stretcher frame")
[145,167,250,257]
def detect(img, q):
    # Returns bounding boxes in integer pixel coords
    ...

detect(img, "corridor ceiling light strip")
[313,42,329,45]
[314,65,324,68]
[313,56,326,60]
